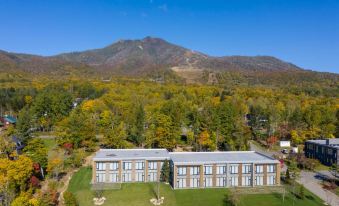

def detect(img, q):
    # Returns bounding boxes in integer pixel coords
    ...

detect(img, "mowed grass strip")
[67,167,325,206]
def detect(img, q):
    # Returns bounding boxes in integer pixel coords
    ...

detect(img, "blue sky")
[0,0,338,73]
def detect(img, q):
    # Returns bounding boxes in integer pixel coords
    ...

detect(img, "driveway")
[298,171,338,206]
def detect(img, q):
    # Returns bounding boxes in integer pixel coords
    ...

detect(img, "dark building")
[304,139,339,166]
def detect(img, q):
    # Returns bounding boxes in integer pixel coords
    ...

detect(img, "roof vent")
[106,154,117,157]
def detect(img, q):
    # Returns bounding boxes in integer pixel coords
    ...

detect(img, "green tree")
[57,109,96,150]
[23,138,48,170]
[104,121,130,149]
[160,159,170,183]
[15,106,33,142]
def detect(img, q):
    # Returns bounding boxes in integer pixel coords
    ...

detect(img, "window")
[123,162,132,170]
[267,175,276,185]
[267,165,276,173]
[204,166,213,175]
[230,165,239,174]
[242,176,251,186]
[148,162,157,170]
[96,173,105,182]
[216,177,227,187]
[328,149,333,155]
[177,167,187,176]
[148,172,157,182]
[255,176,263,186]
[216,165,227,174]
[122,173,132,182]
[109,162,119,171]
[229,176,238,186]
[256,165,263,174]
[110,173,119,182]
[190,178,200,188]
[190,166,200,175]
[242,164,252,174]
[135,161,144,170]
[96,162,105,171]
[136,172,144,182]
[204,177,213,187]
[177,178,186,188]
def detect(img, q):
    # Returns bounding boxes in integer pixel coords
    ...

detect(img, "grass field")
[68,167,325,206]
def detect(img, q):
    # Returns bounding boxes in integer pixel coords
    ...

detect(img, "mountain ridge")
[0,37,337,82]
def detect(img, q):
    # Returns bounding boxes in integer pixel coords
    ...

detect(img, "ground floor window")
[96,173,105,183]
[110,173,119,183]
[190,178,200,188]
[177,178,186,188]
[148,172,157,182]
[204,177,213,187]
[136,172,144,182]
[122,173,132,182]
[229,176,238,187]
[216,177,227,187]
[255,176,263,186]
[242,176,251,186]
[267,175,276,185]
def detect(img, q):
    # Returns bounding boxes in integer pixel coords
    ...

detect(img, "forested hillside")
[1,78,338,152]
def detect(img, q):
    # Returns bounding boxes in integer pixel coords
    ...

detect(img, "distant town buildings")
[0,114,16,129]
[305,138,339,166]
[92,149,281,189]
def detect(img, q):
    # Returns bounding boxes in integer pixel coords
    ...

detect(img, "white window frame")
[204,166,213,175]
[267,175,276,185]
[123,162,132,170]
[256,165,264,174]
[216,165,227,175]
[230,165,239,174]
[204,177,213,187]
[148,172,157,182]
[110,173,119,182]
[136,172,144,182]
[190,166,200,175]
[267,165,276,173]
[96,173,105,182]
[190,178,200,188]
[255,176,264,186]
[242,164,252,174]
[229,176,238,186]
[242,176,251,186]
[177,178,186,188]
[148,162,157,170]
[109,162,119,171]
[96,162,106,171]
[135,161,144,170]
[177,167,187,176]
[216,177,227,187]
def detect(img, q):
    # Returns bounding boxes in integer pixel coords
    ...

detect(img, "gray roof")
[306,138,339,148]
[169,151,279,165]
[93,149,170,161]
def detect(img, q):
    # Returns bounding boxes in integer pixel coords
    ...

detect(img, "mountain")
[0,37,337,87]
[0,50,93,76]
[55,37,302,75]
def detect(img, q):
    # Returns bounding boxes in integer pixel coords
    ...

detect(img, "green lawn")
[68,167,325,206]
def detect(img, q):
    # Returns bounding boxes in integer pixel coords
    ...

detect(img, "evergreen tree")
[160,159,170,183]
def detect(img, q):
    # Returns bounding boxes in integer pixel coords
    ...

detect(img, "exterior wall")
[305,142,338,166]
[92,160,280,189]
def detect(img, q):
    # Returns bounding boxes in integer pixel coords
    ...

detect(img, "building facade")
[92,149,169,184]
[92,149,281,189]
[169,151,280,189]
[305,138,339,166]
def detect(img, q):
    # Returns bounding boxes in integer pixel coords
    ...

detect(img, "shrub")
[63,191,78,206]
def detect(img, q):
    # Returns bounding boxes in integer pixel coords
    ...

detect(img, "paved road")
[297,171,338,206]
